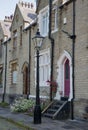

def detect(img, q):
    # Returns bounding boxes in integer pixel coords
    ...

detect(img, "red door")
[64,59,70,97]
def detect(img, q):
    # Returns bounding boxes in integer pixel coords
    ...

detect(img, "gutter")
[49,0,54,101]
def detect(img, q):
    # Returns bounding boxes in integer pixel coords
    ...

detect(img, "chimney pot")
[28,3,30,8]
[25,2,27,7]
[10,15,13,20]
[21,1,24,6]
[31,3,33,8]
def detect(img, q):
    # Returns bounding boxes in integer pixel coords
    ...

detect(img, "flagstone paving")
[0,118,26,130]
[0,106,88,130]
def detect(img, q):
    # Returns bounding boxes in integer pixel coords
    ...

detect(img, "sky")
[0,0,36,20]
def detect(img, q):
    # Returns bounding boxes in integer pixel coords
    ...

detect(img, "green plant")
[0,102,9,107]
[10,97,35,113]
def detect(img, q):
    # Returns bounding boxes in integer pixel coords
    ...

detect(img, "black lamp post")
[32,29,44,124]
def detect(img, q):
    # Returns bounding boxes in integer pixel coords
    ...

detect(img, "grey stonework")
[0,0,88,120]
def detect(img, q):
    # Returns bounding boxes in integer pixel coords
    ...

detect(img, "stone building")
[0,0,88,120]
[6,2,36,96]
[0,1,36,100]
[0,16,12,96]
[30,0,88,119]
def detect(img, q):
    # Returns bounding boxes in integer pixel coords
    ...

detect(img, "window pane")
[44,66,46,81]
[42,11,48,35]
[0,69,3,88]
[54,9,58,30]
[47,65,49,80]
[13,71,17,84]
[0,44,2,57]
[45,54,47,64]
[13,38,17,48]
[46,12,48,33]
[13,30,17,48]
[36,50,50,86]
[20,26,22,45]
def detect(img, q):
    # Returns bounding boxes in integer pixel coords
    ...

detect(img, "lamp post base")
[34,105,41,124]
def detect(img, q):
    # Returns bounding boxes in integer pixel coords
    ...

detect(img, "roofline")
[2,37,11,45]
[23,19,37,31]
[36,0,40,13]
[24,20,30,23]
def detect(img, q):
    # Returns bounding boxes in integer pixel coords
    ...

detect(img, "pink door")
[64,59,70,97]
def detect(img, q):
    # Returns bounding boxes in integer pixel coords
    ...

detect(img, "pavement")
[0,106,88,130]
[0,117,25,130]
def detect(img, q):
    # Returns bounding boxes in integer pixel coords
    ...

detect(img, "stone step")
[61,97,68,101]
[54,100,64,106]
[52,104,61,109]
[43,99,70,120]
[47,108,57,114]
[44,113,53,118]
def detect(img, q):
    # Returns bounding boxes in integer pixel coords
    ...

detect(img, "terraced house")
[31,0,88,120]
[0,16,12,99]
[6,2,36,97]
[0,1,36,100]
[0,0,88,120]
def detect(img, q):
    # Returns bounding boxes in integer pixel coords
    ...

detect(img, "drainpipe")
[71,0,76,120]
[27,29,31,98]
[49,0,54,101]
[2,41,7,102]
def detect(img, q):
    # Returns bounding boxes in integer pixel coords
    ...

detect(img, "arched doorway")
[22,62,29,95]
[64,59,70,97]
[56,51,72,101]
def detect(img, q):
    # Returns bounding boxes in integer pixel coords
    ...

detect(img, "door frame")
[22,62,29,95]
[56,51,73,101]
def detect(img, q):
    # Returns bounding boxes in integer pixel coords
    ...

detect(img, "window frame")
[38,6,49,36]
[0,67,3,88]
[12,70,18,84]
[41,11,49,36]
[35,49,50,87]
[13,30,17,49]
[52,5,58,33]
[0,39,3,57]
[10,62,18,85]
[20,26,22,46]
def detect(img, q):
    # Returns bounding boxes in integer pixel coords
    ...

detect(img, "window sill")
[59,0,71,9]
[40,82,49,87]
[52,28,58,34]
[41,33,48,37]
